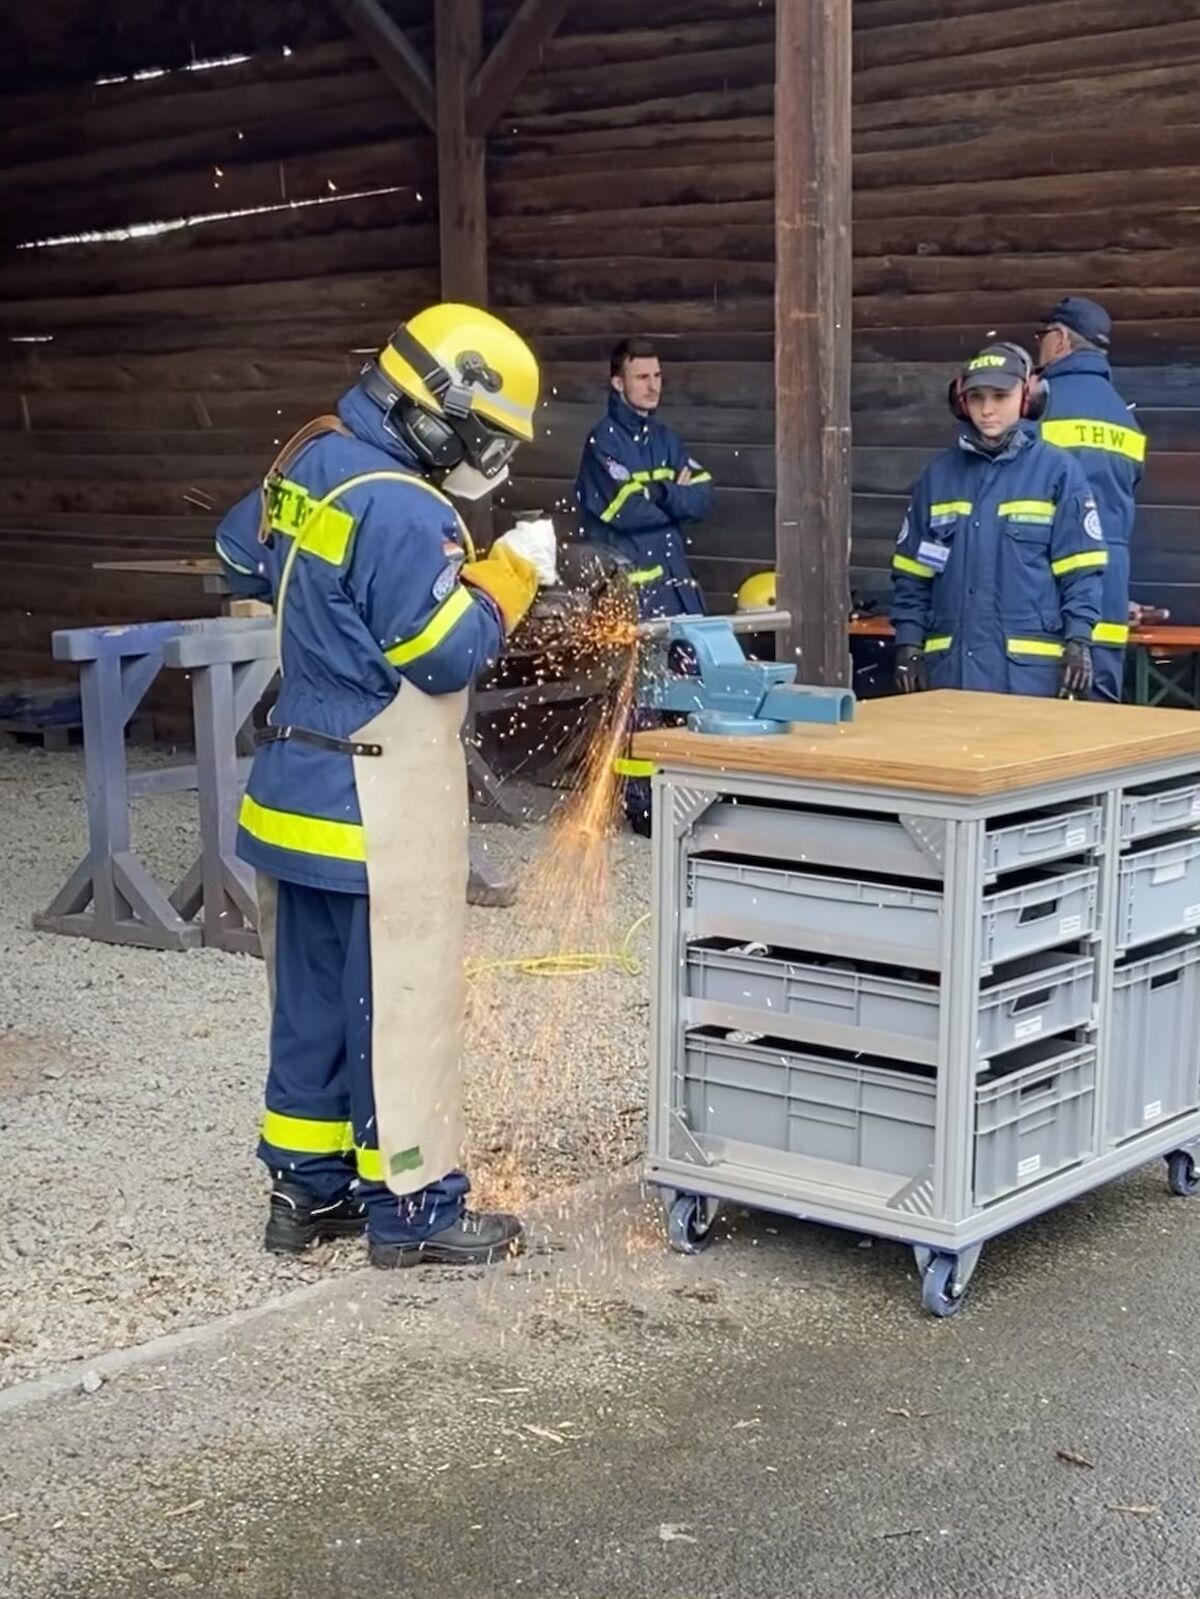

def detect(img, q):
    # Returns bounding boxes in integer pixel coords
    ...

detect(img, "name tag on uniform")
[917,540,951,572]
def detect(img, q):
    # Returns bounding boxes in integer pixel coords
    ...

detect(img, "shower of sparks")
[462,578,652,1216]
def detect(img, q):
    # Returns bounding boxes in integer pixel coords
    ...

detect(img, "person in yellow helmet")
[214,303,544,1269]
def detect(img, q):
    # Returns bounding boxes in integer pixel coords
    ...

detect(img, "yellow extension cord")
[465,913,651,980]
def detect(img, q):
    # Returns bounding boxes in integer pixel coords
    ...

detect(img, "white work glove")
[493,517,557,588]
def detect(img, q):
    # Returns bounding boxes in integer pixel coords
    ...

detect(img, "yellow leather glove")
[460,541,539,634]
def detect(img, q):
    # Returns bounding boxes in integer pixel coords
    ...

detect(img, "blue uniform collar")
[1041,349,1111,381]
[957,426,1032,464]
[336,382,424,469]
[607,391,656,437]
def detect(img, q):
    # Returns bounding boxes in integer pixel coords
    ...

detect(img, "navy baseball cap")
[960,343,1029,392]
[1041,296,1111,349]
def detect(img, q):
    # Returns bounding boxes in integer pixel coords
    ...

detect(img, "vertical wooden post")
[436,0,487,305]
[774,0,852,686]
[436,0,491,550]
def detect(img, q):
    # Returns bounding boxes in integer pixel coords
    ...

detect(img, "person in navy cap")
[1034,297,1145,702]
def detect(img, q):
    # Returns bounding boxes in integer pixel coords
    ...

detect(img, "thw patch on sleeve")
[433,561,461,602]
[1083,499,1103,541]
[896,513,910,546]
[686,457,703,471]
[602,456,631,483]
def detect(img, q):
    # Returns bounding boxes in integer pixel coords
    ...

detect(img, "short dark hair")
[610,337,659,378]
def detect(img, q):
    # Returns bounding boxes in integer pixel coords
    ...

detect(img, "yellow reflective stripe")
[261,1110,353,1155]
[1051,550,1108,576]
[600,478,651,523]
[924,636,953,653]
[215,535,256,577]
[614,757,655,778]
[631,467,675,484]
[385,585,473,667]
[273,469,475,674]
[1041,418,1147,463]
[355,1144,384,1182]
[1093,621,1130,646]
[267,476,356,564]
[1006,638,1064,658]
[239,793,366,862]
[685,470,713,484]
[929,501,972,516]
[627,564,665,586]
[1000,500,1056,519]
[893,553,936,579]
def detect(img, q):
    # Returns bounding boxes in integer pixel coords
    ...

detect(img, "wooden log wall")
[846,0,1200,621]
[0,13,438,689]
[497,0,1200,615]
[1,0,1199,701]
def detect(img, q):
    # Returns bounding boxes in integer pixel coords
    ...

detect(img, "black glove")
[894,644,927,694]
[1059,639,1093,699]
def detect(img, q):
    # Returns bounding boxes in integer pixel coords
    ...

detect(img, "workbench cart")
[634,691,1200,1316]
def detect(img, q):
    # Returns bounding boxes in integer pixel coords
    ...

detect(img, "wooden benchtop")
[632,691,1200,797]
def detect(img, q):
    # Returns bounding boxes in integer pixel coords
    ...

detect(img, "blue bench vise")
[639,617,856,735]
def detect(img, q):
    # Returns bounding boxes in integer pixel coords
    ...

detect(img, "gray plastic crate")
[683,1032,936,1177]
[984,802,1101,879]
[1116,833,1200,953]
[1121,776,1200,845]
[688,802,942,881]
[1107,939,1200,1144]
[973,1038,1096,1206]
[685,942,940,1065]
[979,865,1099,973]
[686,858,944,969]
[977,951,1096,1060]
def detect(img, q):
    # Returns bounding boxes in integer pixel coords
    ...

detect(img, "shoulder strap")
[259,414,352,543]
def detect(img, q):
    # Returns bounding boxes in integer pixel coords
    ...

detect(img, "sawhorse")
[34,621,216,950]
[161,619,278,954]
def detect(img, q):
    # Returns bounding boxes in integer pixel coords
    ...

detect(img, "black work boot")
[368,1209,524,1269]
[264,1180,367,1255]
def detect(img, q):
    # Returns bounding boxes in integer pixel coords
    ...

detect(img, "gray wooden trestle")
[33,617,514,954]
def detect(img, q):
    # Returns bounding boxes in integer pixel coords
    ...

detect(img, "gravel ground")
[0,742,650,1386]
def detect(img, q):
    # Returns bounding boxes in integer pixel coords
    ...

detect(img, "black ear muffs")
[394,398,465,471]
[1022,372,1048,420]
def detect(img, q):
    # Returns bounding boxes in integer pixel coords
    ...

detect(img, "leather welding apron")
[351,683,469,1197]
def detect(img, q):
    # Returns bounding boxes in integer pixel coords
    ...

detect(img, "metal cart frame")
[646,753,1200,1316]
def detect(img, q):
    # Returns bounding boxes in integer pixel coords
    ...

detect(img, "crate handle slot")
[1150,969,1182,990]
[1019,1076,1057,1101]
[1017,899,1059,925]
[1152,861,1188,885]
[1011,986,1053,1012]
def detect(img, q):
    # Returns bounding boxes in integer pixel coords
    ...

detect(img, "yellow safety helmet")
[736,571,776,612]
[364,303,540,500]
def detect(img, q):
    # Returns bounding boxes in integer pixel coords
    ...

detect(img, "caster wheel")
[920,1253,966,1319]
[667,1194,715,1255]
[1166,1150,1200,1197]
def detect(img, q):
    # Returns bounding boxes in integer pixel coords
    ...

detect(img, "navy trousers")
[257,879,468,1241]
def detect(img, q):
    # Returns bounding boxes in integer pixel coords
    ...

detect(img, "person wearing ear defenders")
[890,341,1107,701]
[213,303,543,1270]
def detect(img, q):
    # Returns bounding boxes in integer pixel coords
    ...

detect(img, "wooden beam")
[466,0,576,137]
[436,0,487,302]
[436,0,490,550]
[328,0,436,132]
[774,0,852,686]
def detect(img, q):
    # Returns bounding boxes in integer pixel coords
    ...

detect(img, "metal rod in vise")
[635,608,792,641]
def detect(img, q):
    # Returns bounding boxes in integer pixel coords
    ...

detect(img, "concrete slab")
[3,1162,1200,1599]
